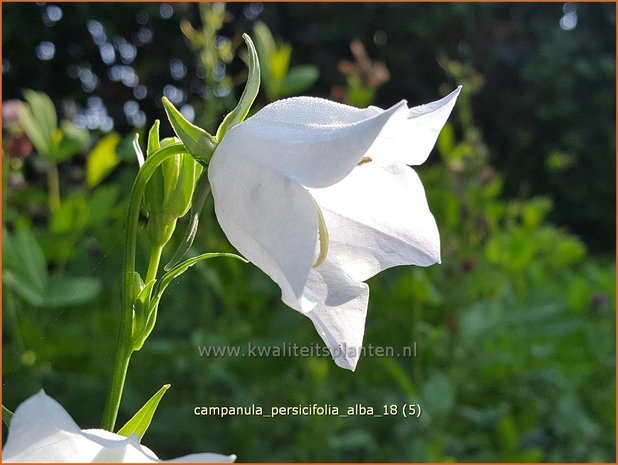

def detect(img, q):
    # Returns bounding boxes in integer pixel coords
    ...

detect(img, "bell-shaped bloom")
[208,87,461,370]
[3,391,235,463]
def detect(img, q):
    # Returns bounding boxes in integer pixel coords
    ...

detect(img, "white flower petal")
[216,96,408,188]
[368,86,461,166]
[209,88,458,370]
[3,391,155,463]
[3,391,234,463]
[208,151,318,305]
[165,453,237,463]
[302,261,369,371]
[310,162,440,283]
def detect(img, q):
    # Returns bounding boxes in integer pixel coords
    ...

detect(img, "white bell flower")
[208,87,461,370]
[3,391,235,463]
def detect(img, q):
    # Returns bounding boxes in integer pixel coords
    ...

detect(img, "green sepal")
[131,278,156,350]
[166,154,201,219]
[164,174,211,271]
[127,271,145,308]
[142,130,198,247]
[162,97,216,165]
[147,120,161,157]
[117,384,171,441]
[3,405,14,428]
[216,33,261,140]
[146,214,177,248]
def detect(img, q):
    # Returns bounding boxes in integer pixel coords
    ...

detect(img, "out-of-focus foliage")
[252,20,319,102]
[3,3,614,249]
[3,3,615,462]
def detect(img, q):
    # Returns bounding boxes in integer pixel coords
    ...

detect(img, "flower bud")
[142,122,202,247]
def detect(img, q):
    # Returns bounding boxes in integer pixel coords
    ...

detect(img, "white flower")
[208,87,461,370]
[3,391,235,463]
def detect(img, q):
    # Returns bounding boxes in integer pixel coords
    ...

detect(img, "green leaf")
[86,133,121,188]
[3,405,14,428]
[497,414,519,453]
[253,21,275,61]
[85,185,121,229]
[253,21,275,85]
[267,45,292,99]
[436,122,455,158]
[162,98,216,165]
[281,65,319,97]
[45,275,102,307]
[422,371,455,416]
[18,90,58,158]
[216,34,261,140]
[50,194,89,235]
[18,101,51,157]
[3,228,48,307]
[50,122,89,162]
[117,384,171,441]
[23,89,57,143]
[155,252,248,308]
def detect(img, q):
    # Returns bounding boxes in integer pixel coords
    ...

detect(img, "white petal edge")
[3,391,235,463]
[310,162,440,283]
[208,152,319,306]
[301,261,369,371]
[367,86,462,166]
[215,96,408,188]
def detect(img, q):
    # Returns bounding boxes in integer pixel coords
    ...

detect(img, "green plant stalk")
[47,164,61,214]
[101,143,187,431]
[146,244,165,284]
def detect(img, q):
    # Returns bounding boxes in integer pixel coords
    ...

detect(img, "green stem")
[101,143,187,431]
[146,244,164,284]
[47,164,61,214]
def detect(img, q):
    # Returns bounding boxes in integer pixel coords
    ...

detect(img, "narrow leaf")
[117,384,171,441]
[137,253,247,349]
[3,405,14,427]
[2,228,48,307]
[155,253,247,310]
[216,34,261,140]
[253,21,275,85]
[281,65,319,97]
[147,120,161,157]
[162,98,216,165]
[86,133,121,188]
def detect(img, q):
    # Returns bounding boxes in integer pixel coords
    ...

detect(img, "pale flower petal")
[302,261,369,371]
[208,151,318,305]
[310,162,440,283]
[209,88,459,369]
[3,391,234,463]
[368,86,462,166]
[217,96,408,188]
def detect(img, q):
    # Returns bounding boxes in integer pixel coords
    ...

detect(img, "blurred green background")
[2,2,616,462]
